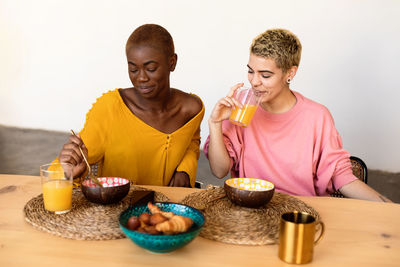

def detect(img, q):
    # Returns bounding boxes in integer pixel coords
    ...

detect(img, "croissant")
[155,215,194,234]
[147,202,174,219]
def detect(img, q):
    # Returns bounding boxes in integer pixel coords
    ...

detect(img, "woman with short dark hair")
[58,24,204,187]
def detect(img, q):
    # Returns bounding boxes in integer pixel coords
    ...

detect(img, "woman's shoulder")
[85,89,123,118]
[93,89,120,102]
[173,89,204,117]
[294,91,332,117]
[292,91,337,132]
[89,89,122,109]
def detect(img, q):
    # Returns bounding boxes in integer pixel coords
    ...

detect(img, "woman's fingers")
[210,83,245,123]
[58,134,88,178]
[74,134,89,161]
[220,96,243,109]
[220,97,235,108]
[59,134,87,165]
[219,82,245,108]
[60,144,82,165]
[210,96,238,123]
[59,151,79,166]
[227,83,244,97]
[226,83,244,108]
[231,97,243,109]
[69,134,84,148]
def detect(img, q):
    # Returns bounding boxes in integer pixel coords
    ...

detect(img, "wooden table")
[0,174,399,266]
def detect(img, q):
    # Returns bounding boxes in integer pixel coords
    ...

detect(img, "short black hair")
[126,24,175,57]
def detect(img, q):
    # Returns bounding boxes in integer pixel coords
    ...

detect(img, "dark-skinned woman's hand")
[58,134,88,178]
[169,171,191,187]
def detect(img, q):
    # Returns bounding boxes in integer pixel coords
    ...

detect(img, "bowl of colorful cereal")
[224,178,275,208]
[81,177,130,204]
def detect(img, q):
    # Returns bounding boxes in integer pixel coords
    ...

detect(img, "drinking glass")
[229,87,258,127]
[40,162,73,214]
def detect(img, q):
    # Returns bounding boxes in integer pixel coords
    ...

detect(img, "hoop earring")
[286,78,291,84]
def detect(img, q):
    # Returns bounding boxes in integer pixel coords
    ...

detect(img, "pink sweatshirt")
[204,91,357,196]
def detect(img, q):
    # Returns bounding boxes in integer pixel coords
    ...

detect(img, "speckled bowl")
[119,202,204,253]
[81,177,130,204]
[224,178,275,208]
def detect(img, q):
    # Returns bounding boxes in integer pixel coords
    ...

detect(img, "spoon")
[70,130,103,188]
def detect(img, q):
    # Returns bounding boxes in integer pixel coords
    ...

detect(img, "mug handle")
[314,221,325,245]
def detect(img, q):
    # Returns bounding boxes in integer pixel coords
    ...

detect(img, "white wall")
[1,0,399,171]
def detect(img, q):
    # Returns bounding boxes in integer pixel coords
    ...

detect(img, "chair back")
[331,156,368,198]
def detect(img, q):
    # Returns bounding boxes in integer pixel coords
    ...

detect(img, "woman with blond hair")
[205,28,390,201]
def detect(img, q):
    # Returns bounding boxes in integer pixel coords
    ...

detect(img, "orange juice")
[42,180,73,213]
[229,104,257,127]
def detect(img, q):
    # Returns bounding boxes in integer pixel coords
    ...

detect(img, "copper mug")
[278,211,325,264]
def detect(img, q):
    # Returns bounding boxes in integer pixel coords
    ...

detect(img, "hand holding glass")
[40,163,73,214]
[229,87,257,127]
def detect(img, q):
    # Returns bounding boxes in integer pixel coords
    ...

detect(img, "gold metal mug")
[278,211,325,264]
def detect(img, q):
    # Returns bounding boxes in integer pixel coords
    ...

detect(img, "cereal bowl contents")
[119,202,204,253]
[224,178,275,208]
[81,177,130,204]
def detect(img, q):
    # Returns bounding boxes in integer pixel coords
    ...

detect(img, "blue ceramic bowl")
[119,202,205,253]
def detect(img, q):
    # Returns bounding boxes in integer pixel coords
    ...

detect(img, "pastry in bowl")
[119,202,204,253]
[224,178,275,208]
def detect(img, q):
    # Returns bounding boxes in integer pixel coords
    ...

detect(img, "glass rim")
[40,162,73,179]
[40,162,72,170]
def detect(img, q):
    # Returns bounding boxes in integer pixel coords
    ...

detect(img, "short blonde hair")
[250,29,302,72]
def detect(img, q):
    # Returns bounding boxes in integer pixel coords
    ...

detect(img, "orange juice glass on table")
[229,87,258,127]
[40,163,73,214]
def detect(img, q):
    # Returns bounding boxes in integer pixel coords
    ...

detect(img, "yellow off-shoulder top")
[79,89,204,187]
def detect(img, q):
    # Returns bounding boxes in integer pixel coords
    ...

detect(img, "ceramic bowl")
[119,202,204,253]
[81,177,130,204]
[224,178,275,208]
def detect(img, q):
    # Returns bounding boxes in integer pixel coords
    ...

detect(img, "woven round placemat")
[24,186,169,240]
[181,187,320,246]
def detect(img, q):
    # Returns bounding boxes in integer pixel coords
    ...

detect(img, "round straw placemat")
[181,187,320,246]
[24,186,169,240]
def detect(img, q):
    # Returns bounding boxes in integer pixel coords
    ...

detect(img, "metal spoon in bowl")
[70,130,103,188]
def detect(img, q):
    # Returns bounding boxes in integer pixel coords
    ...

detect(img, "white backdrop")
[1,0,399,171]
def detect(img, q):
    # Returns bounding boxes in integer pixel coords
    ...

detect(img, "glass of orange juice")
[229,87,258,127]
[40,163,73,214]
